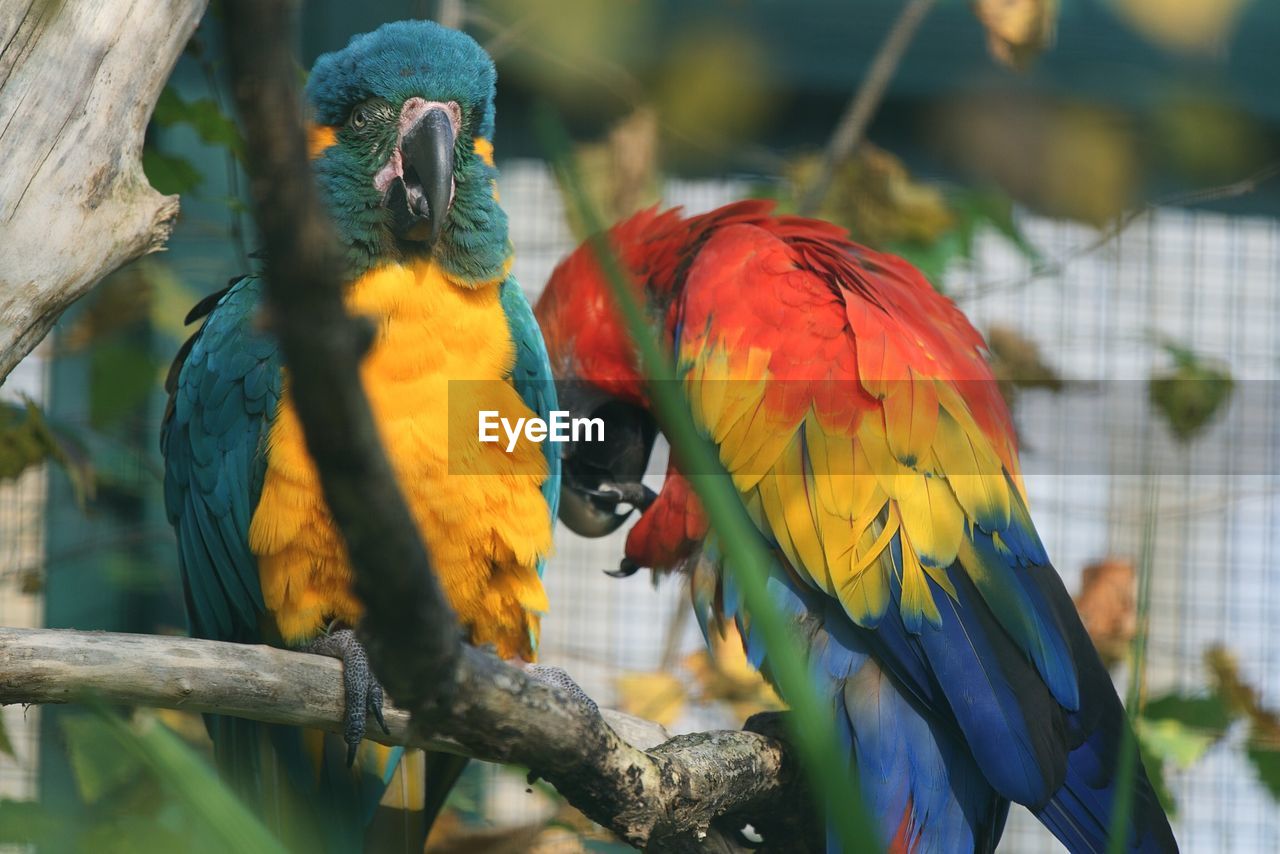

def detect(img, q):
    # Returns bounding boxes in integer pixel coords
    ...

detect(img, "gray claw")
[605,557,641,578]
[304,628,386,765]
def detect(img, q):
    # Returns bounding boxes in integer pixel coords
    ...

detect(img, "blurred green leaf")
[81,812,196,854]
[950,189,1041,262]
[61,715,147,804]
[1247,745,1280,799]
[89,341,159,429]
[0,800,64,847]
[1149,341,1234,441]
[152,87,244,157]
[1144,692,1233,732]
[143,149,204,196]
[1135,717,1215,769]
[1135,728,1179,816]
[0,714,12,759]
[98,710,286,853]
[103,553,171,592]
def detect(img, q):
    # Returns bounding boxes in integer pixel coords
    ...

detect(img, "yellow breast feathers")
[248,260,553,660]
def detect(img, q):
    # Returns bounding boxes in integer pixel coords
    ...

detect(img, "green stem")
[536,106,880,852]
[1106,479,1158,853]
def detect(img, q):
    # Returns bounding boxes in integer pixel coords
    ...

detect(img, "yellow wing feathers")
[685,339,1017,633]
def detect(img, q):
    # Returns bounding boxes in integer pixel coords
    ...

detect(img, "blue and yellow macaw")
[162,21,558,851]
[537,202,1177,852]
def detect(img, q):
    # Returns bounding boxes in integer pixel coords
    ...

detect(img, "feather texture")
[537,201,1177,852]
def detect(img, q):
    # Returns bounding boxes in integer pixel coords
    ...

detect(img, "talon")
[370,683,389,735]
[605,557,641,578]
[302,628,386,766]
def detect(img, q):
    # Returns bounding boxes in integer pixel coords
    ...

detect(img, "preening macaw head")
[305,21,509,279]
[534,210,685,539]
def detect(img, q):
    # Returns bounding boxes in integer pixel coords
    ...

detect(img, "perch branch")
[217,1,805,847]
[0,0,208,380]
[0,628,800,850]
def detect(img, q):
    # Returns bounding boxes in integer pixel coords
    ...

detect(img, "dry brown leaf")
[972,0,1059,70]
[1110,0,1248,56]
[1206,645,1280,748]
[786,143,954,249]
[614,670,688,727]
[938,96,1138,225]
[655,27,772,161]
[1074,558,1137,669]
[566,108,661,239]
[685,624,785,721]
[987,324,1063,411]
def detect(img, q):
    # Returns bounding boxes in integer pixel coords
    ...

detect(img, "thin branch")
[796,0,935,214]
[0,628,800,850]
[953,161,1280,300]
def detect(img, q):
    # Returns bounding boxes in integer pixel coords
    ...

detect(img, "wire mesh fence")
[0,352,47,805]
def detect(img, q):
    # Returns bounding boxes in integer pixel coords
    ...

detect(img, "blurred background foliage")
[3,0,1280,850]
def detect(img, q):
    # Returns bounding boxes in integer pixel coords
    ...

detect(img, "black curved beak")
[557,386,659,539]
[386,107,454,245]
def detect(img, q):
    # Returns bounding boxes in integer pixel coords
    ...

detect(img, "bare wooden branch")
[0,627,669,754]
[0,0,208,380]
[0,628,800,850]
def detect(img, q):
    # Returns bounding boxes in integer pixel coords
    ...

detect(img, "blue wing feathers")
[499,277,560,570]
[730,561,1006,852]
[164,277,396,851]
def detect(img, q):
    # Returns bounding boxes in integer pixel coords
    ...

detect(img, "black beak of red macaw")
[556,383,659,543]
[384,102,456,245]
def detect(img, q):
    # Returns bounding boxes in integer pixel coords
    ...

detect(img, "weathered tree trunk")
[0,0,207,381]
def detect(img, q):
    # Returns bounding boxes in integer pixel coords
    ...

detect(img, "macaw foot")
[526,664,600,716]
[304,628,391,765]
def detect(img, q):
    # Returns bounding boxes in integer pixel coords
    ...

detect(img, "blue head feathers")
[307,20,497,140]
[304,21,509,280]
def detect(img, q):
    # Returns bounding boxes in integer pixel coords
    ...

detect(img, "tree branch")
[0,628,803,850]
[215,2,808,848]
[796,0,934,214]
[0,0,207,381]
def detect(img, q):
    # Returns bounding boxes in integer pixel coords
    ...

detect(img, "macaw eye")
[349,106,369,129]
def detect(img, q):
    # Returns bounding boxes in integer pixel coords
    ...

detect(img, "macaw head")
[306,21,508,280]
[533,210,687,539]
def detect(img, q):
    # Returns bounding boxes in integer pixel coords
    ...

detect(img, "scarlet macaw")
[162,22,558,850]
[536,201,1176,852]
